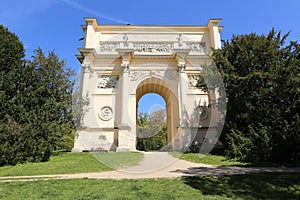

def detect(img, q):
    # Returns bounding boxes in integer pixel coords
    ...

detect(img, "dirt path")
[1,152,300,182]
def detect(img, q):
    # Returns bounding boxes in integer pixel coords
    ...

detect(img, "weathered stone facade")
[73,18,223,152]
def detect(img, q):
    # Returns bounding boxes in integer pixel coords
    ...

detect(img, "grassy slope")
[0,173,299,199]
[170,152,247,166]
[170,152,299,167]
[91,151,143,169]
[0,152,143,176]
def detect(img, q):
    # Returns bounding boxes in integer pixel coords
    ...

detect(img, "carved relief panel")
[97,76,119,89]
[188,75,200,88]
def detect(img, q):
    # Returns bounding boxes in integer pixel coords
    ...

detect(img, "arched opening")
[136,93,167,151]
[135,78,180,151]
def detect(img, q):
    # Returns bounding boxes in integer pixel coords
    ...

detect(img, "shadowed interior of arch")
[135,78,180,151]
[137,93,167,151]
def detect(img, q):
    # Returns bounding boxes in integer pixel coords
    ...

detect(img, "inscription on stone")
[99,41,206,54]
[133,42,173,53]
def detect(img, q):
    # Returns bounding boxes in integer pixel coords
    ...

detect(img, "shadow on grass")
[206,149,300,167]
[172,165,300,177]
[182,173,300,199]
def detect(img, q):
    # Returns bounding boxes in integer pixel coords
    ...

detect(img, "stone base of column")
[181,127,192,151]
[117,125,136,152]
[173,126,193,152]
[116,147,134,152]
[72,147,85,152]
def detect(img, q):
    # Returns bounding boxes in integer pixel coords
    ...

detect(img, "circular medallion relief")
[99,106,113,121]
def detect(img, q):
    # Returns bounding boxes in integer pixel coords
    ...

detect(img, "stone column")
[178,63,189,127]
[116,48,135,151]
[178,63,192,151]
[120,63,130,127]
[80,64,90,98]
[79,52,96,127]
[174,50,190,127]
[72,63,90,152]
[174,49,191,151]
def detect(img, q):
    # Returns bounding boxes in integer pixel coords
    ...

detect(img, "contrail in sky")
[62,0,132,24]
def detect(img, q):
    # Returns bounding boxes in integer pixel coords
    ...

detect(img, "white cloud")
[62,0,132,24]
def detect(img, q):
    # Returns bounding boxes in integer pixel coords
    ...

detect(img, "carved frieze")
[130,71,145,81]
[186,42,206,53]
[99,41,206,54]
[99,42,120,52]
[97,76,119,89]
[149,70,164,77]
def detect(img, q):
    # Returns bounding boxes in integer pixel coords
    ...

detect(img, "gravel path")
[1,152,300,182]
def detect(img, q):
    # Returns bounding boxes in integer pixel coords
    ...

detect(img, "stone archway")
[72,18,223,152]
[136,77,180,150]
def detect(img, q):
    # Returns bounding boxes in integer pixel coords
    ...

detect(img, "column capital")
[121,63,130,73]
[117,48,133,73]
[117,48,134,59]
[174,49,189,73]
[81,64,90,73]
[178,63,186,73]
[81,63,95,76]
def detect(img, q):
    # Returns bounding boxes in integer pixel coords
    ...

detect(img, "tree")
[0,25,25,122]
[213,29,300,164]
[137,112,149,127]
[136,109,167,151]
[0,25,28,165]
[0,25,75,166]
[28,48,75,151]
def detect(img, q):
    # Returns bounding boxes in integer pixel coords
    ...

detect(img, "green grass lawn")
[170,152,247,166]
[92,151,143,169]
[0,152,143,177]
[170,151,299,167]
[0,173,299,199]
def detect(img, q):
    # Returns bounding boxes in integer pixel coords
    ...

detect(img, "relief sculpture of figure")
[188,75,199,88]
[123,33,128,47]
[177,33,183,47]
[97,77,109,88]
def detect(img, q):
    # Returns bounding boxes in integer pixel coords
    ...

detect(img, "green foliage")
[213,29,300,164]
[136,110,168,151]
[28,48,75,151]
[137,112,150,127]
[0,25,75,166]
[0,25,25,74]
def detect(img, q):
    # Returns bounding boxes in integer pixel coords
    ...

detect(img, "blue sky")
[1,0,299,113]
